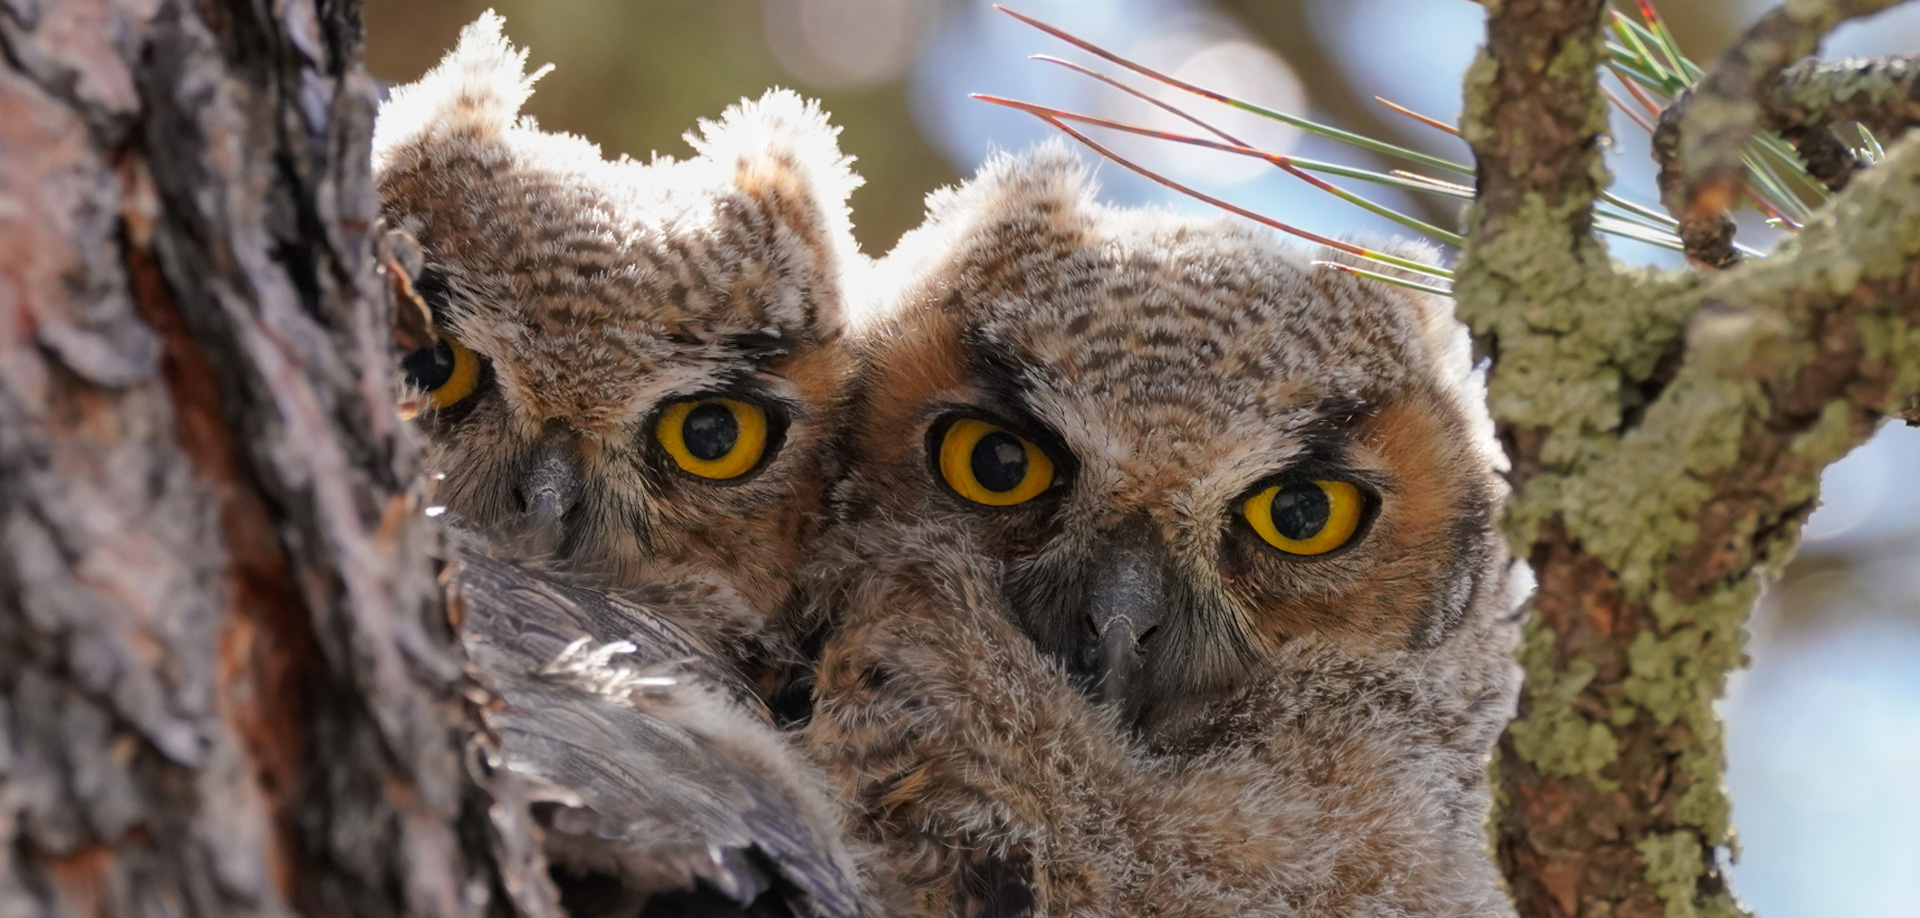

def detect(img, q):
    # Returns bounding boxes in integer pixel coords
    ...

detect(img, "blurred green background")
[372,0,957,253]
[367,2,1920,913]
[366,0,1801,255]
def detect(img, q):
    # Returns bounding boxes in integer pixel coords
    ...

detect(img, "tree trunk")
[0,0,553,915]
[1457,2,1920,917]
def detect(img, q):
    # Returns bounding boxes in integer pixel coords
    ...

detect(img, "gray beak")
[1079,539,1171,714]
[523,430,583,528]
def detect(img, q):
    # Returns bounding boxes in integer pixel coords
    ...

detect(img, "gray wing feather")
[449,544,865,918]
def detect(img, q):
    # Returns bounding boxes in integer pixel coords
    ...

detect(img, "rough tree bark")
[0,0,554,915]
[1457,1,1920,917]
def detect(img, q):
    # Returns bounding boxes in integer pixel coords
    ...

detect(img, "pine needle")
[1029,55,1246,145]
[1374,97,1462,138]
[1602,85,1657,134]
[981,0,1813,265]
[1611,65,1668,118]
[1313,261,1455,297]
[975,95,1465,244]
[994,6,1474,177]
[1031,112,1456,281]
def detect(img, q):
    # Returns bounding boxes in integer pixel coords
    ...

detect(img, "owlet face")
[839,148,1509,740]
[372,15,860,619]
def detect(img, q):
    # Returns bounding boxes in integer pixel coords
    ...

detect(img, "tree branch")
[1459,0,1611,240]
[1651,0,1907,266]
[1762,55,1920,192]
[1767,54,1920,140]
[1460,0,1920,914]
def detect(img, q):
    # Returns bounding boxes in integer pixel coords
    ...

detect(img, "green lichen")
[1720,135,1920,305]
[1785,58,1918,114]
[1675,95,1763,169]
[1794,399,1855,458]
[1505,625,1620,783]
[1457,194,1701,473]
[1557,370,1760,598]
[1637,831,1745,918]
[1458,13,1920,915]
[1457,53,1501,149]
[1547,41,1614,141]
[1675,766,1733,852]
[1638,831,1703,918]
[1779,401,1863,547]
[1619,589,1755,849]
[1646,579,1760,634]
[1859,312,1920,413]
[1478,136,1920,912]
[1550,106,1920,605]
[1621,579,1758,850]
[1624,627,1723,727]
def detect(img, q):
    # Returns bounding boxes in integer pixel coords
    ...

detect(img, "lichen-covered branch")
[1458,0,1612,241]
[1460,1,1920,916]
[1651,0,1906,266]
[0,1,556,915]
[1649,86,1746,268]
[1769,55,1920,140]
[1762,55,1920,192]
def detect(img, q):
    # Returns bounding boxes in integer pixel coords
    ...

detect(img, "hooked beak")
[1075,534,1171,717]
[523,429,583,529]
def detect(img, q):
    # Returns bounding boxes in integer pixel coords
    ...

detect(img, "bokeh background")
[367,2,1920,913]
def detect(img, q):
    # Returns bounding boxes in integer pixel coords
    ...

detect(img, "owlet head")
[840,146,1513,739]
[374,13,862,621]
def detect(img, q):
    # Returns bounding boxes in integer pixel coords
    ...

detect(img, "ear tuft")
[687,89,864,258]
[372,10,551,172]
[860,142,1095,327]
[680,90,864,344]
[919,140,1094,239]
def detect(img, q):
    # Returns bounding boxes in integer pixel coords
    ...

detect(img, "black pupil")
[970,431,1029,493]
[684,403,740,461]
[1270,483,1331,541]
[402,340,456,391]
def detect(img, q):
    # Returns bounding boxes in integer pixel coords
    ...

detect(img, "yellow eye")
[401,333,481,409]
[937,418,1056,506]
[656,397,771,480]
[1243,480,1366,556]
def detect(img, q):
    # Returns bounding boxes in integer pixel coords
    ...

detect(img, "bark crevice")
[0,0,558,915]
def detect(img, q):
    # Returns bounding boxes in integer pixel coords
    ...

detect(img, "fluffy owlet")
[372,16,870,916]
[373,13,858,664]
[802,148,1525,917]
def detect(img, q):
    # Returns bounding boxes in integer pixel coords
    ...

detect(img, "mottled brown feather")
[805,147,1525,917]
